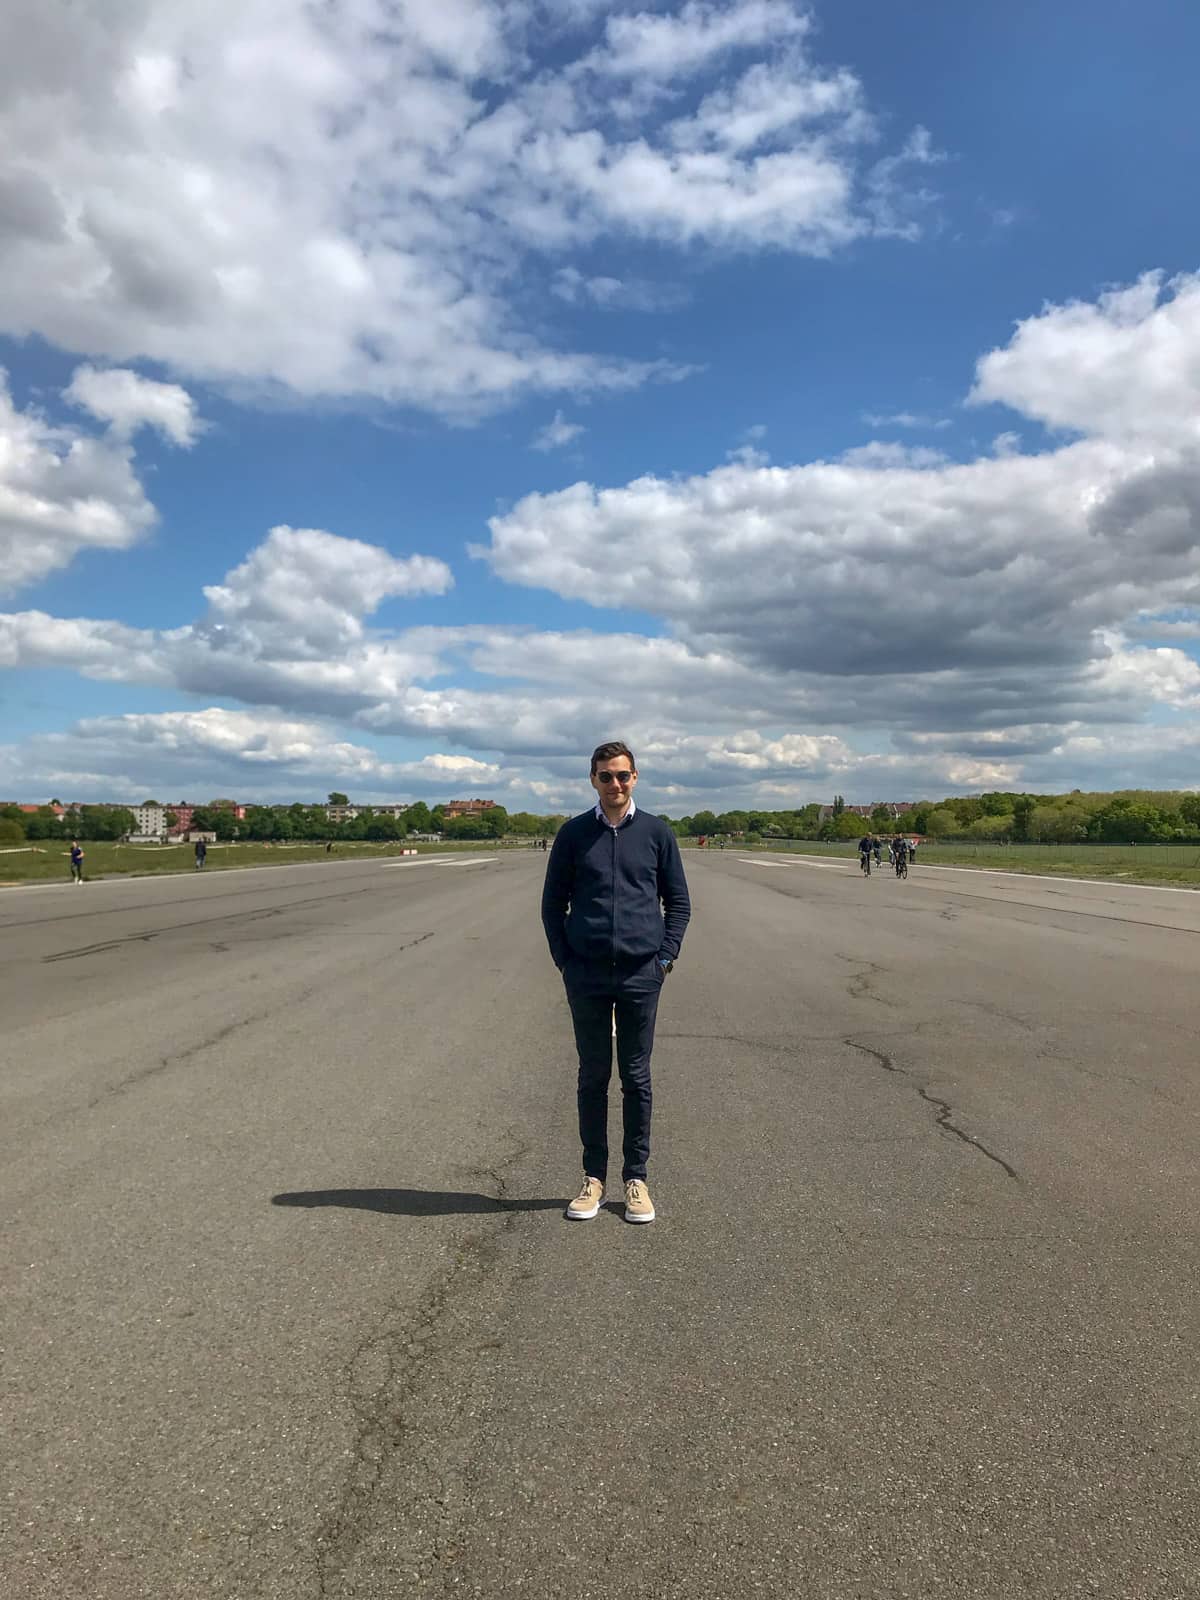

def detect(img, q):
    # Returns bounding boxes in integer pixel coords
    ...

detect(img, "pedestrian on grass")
[194,839,207,869]
[69,840,84,885]
[541,741,691,1225]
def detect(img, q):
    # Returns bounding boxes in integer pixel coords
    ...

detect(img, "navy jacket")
[541,807,691,972]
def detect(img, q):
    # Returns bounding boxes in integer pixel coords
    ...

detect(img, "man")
[858,833,873,873]
[542,741,691,1224]
[872,836,882,867]
[194,839,207,869]
[69,840,84,885]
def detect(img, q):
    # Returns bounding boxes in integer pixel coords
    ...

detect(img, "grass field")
[0,838,533,887]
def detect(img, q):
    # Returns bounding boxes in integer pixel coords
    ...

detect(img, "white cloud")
[0,706,507,803]
[0,371,157,594]
[64,364,201,445]
[200,525,452,654]
[838,440,948,469]
[587,1,811,82]
[550,267,688,312]
[970,271,1200,443]
[862,411,951,430]
[9,270,1200,804]
[0,0,936,411]
[531,411,586,451]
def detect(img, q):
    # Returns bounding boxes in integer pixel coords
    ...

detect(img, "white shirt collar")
[594,795,636,829]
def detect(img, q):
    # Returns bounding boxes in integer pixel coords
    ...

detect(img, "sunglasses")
[596,770,634,783]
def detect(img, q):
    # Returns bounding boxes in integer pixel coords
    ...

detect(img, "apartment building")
[133,803,167,836]
[445,798,496,819]
[325,802,410,822]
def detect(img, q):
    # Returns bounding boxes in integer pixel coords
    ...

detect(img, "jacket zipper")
[610,822,617,967]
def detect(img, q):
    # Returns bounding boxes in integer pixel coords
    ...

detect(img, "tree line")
[0,799,566,844]
[661,790,1200,845]
[4,787,1199,848]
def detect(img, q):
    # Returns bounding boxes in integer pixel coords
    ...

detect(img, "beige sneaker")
[566,1175,604,1220]
[623,1179,655,1224]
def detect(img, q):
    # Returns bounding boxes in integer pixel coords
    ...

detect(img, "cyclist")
[893,835,909,877]
[872,836,882,868]
[858,834,873,875]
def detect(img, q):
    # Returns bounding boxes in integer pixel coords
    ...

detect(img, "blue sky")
[3,0,1200,812]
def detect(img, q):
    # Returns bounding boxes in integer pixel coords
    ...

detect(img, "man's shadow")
[272,1187,563,1217]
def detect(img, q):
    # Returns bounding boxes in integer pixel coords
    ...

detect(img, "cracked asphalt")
[3,848,1199,1598]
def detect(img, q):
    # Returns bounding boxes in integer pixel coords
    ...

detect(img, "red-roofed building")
[445,798,497,819]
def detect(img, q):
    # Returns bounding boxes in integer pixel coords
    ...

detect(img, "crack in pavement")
[844,1035,1019,1182]
[834,953,892,1005]
[313,1134,531,1598]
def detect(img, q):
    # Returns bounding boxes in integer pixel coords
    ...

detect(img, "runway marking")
[380,855,497,868]
[739,854,1200,897]
[738,857,848,870]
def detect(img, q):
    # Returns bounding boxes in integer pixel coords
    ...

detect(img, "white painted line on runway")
[380,854,497,868]
[1,853,503,895]
[738,857,849,870]
[893,861,1200,895]
[737,852,1200,896]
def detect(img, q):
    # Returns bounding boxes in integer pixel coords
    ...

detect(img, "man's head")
[590,741,638,811]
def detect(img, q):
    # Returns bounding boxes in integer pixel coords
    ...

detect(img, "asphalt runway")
[3,849,1199,1598]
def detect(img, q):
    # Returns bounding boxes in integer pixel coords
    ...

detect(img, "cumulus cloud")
[8,270,1200,805]
[0,371,158,594]
[64,364,201,445]
[200,525,453,655]
[482,270,1200,718]
[969,271,1200,443]
[0,0,936,412]
[0,706,508,804]
[472,269,1200,782]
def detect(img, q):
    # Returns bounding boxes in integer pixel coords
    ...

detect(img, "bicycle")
[894,855,908,879]
[859,851,871,877]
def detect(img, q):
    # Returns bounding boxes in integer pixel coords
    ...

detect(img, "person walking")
[194,839,207,869]
[69,840,84,885]
[542,741,691,1224]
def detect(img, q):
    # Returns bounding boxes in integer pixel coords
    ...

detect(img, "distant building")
[209,798,247,819]
[133,804,167,837]
[445,798,496,819]
[817,802,913,823]
[325,801,410,821]
[168,803,195,833]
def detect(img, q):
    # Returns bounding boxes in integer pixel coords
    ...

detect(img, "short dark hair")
[591,740,636,775]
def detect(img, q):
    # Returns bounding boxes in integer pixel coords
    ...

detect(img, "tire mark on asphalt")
[56,933,436,1119]
[844,1035,1019,1181]
[40,882,435,962]
[42,904,285,961]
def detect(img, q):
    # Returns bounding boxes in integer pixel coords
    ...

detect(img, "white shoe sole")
[566,1200,602,1220]
[624,1206,655,1223]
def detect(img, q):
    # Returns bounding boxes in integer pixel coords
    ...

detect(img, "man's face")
[591,757,638,809]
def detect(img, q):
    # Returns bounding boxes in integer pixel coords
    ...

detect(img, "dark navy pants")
[564,957,664,1183]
